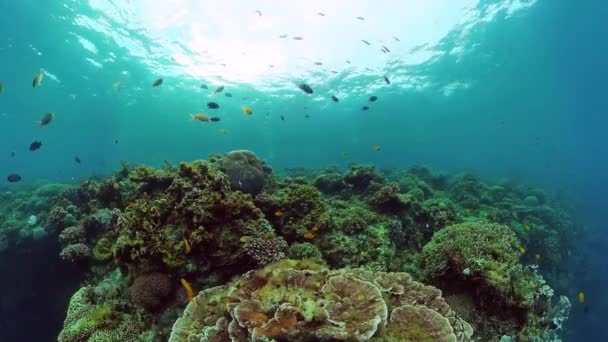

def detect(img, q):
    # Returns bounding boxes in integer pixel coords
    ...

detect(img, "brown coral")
[130,272,173,311]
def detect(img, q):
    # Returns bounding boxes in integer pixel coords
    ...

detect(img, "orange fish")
[243,106,253,115]
[303,232,316,240]
[191,113,209,122]
[180,278,194,302]
[263,233,273,240]
[374,145,381,151]
[183,239,191,253]
[274,211,284,217]
[311,226,319,232]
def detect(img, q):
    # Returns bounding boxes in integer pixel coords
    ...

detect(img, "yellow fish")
[33,70,44,88]
[523,224,530,231]
[183,239,191,253]
[190,113,209,122]
[243,106,253,115]
[519,246,526,254]
[274,211,284,217]
[374,145,381,151]
[219,128,227,135]
[578,291,585,304]
[535,253,541,261]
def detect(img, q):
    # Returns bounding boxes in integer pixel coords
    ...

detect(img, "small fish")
[393,36,401,42]
[225,92,233,97]
[341,152,347,157]
[207,102,220,109]
[243,106,253,115]
[346,60,351,64]
[314,62,323,66]
[113,81,122,92]
[578,291,585,304]
[210,117,221,122]
[200,84,208,89]
[519,246,526,254]
[183,239,191,253]
[279,34,288,39]
[255,10,262,16]
[382,45,391,53]
[292,36,304,40]
[297,83,314,94]
[274,211,284,217]
[29,141,42,151]
[523,224,530,231]
[10,151,15,158]
[219,128,227,134]
[191,113,209,122]
[114,139,119,144]
[331,95,339,102]
[280,115,285,121]
[535,253,541,261]
[303,232,316,240]
[361,105,369,111]
[152,78,163,87]
[305,114,310,118]
[74,156,81,164]
[361,40,371,45]
[0,82,4,93]
[214,85,224,94]
[374,145,381,151]
[7,173,21,183]
[369,96,377,102]
[356,16,365,20]
[384,76,391,84]
[39,112,55,126]
[318,12,325,16]
[33,71,44,88]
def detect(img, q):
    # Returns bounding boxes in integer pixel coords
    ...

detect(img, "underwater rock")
[343,164,385,193]
[168,260,473,342]
[313,172,347,195]
[523,195,540,206]
[367,182,407,214]
[60,243,91,262]
[130,272,173,311]
[219,150,272,195]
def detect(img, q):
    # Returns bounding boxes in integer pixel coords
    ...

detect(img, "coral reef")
[130,272,173,311]
[218,150,273,195]
[168,260,473,342]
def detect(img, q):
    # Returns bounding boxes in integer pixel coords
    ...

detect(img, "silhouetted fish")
[279,34,288,39]
[152,78,163,87]
[393,36,400,42]
[356,16,365,20]
[7,173,21,183]
[280,115,285,121]
[369,96,378,102]
[74,156,81,164]
[314,62,323,66]
[292,36,304,40]
[214,85,224,94]
[200,84,208,89]
[382,45,391,53]
[210,117,221,122]
[207,102,220,109]
[318,12,325,16]
[361,106,369,111]
[297,83,314,94]
[384,76,391,85]
[10,151,15,158]
[225,92,233,97]
[361,40,371,45]
[256,10,262,16]
[29,141,42,151]
[331,95,339,102]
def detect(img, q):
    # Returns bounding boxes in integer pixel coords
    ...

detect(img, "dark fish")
[331,70,338,74]
[210,117,221,122]
[39,112,54,126]
[331,95,339,102]
[256,10,262,16]
[200,84,208,89]
[305,114,310,118]
[207,102,220,109]
[152,78,163,87]
[361,40,371,45]
[225,92,233,97]
[279,34,288,39]
[214,85,224,94]
[346,60,351,64]
[10,151,15,158]
[318,12,325,16]
[381,48,388,54]
[369,96,378,102]
[7,173,21,183]
[29,141,42,151]
[292,36,303,40]
[114,139,118,144]
[384,76,391,84]
[361,106,369,111]
[393,36,400,42]
[74,156,81,164]
[280,115,285,121]
[382,45,391,53]
[297,83,314,94]
[314,62,323,66]
[356,16,365,20]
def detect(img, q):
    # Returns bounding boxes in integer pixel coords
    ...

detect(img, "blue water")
[0,0,606,340]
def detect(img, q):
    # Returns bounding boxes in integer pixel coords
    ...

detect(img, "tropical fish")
[29,141,42,151]
[331,95,339,102]
[311,226,319,232]
[219,128,227,134]
[393,36,401,42]
[523,224,530,231]
[361,106,369,111]
[7,173,21,183]
[152,78,163,87]
[207,102,220,109]
[384,76,391,85]
[374,145,381,151]
[280,115,285,121]
[180,278,194,302]
[361,40,371,45]
[346,60,351,64]
[39,112,55,126]
[183,239,191,253]
[33,71,44,88]
[297,83,314,94]
[292,36,304,40]
[578,291,585,304]
[200,84,208,89]
[274,211,284,217]
[356,16,365,20]
[382,45,391,53]
[191,113,209,122]
[243,106,253,115]
[369,96,378,102]
[74,156,81,164]
[519,246,526,254]
[225,92,233,97]
[210,117,221,122]
[303,232,316,240]
[214,85,224,94]
[535,253,541,261]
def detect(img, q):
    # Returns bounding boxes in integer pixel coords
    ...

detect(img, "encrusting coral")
[168,259,473,342]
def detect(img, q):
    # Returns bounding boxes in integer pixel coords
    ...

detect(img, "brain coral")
[169,260,473,342]
[130,272,173,311]
[219,150,272,195]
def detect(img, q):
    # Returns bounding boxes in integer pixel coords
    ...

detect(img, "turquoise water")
[1,0,606,340]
